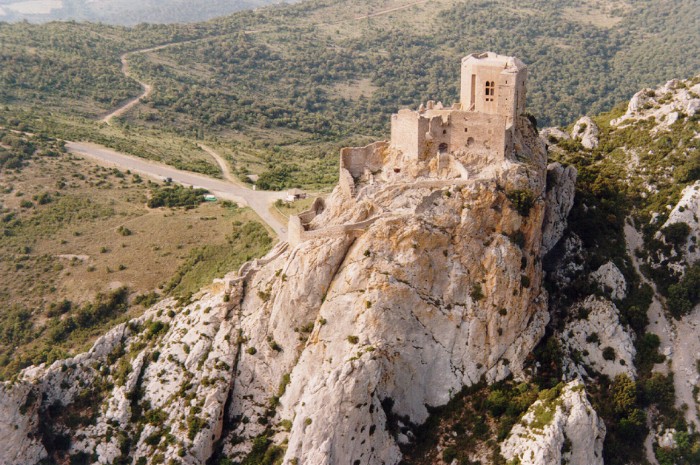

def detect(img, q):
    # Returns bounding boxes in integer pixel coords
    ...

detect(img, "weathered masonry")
[288,52,528,246]
[390,52,527,162]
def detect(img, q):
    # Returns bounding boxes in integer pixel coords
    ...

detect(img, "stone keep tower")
[460,52,527,129]
[390,52,527,163]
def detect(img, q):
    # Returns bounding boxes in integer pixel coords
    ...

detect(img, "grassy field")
[0,130,273,378]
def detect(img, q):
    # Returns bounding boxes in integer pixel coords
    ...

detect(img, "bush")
[506,189,535,217]
[667,262,700,319]
[602,346,616,361]
[470,283,485,301]
[663,222,690,249]
[147,185,208,209]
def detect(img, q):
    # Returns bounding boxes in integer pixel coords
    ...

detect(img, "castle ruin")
[288,52,528,246]
[390,52,527,161]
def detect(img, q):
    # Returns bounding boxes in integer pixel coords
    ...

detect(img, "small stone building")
[390,52,527,162]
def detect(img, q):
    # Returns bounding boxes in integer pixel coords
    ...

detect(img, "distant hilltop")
[0,0,295,25]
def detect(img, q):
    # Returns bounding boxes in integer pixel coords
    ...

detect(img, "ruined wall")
[287,215,304,247]
[288,198,327,247]
[391,109,510,162]
[390,110,428,159]
[448,111,509,161]
[339,141,388,198]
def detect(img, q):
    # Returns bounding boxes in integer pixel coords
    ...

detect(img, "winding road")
[83,2,429,239]
[83,39,291,239]
[66,141,288,239]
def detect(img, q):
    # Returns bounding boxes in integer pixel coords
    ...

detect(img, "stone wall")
[390,109,429,158]
[287,215,304,247]
[339,141,388,198]
[390,109,510,163]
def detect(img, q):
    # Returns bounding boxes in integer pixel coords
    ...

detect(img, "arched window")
[438,143,448,154]
[485,81,495,102]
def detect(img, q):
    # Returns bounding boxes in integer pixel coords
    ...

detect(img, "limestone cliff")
[0,115,564,465]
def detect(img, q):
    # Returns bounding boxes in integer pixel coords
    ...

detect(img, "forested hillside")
[0,0,290,25]
[1,0,699,189]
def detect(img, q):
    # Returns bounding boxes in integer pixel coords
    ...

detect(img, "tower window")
[485,81,495,102]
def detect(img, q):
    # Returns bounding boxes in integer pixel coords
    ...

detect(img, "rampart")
[339,141,388,198]
[287,197,326,246]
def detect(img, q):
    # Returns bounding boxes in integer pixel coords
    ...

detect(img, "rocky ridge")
[0,113,583,465]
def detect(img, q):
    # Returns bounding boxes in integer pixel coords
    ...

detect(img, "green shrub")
[506,190,535,217]
[470,283,485,302]
[662,222,690,248]
[667,262,700,319]
[147,185,208,209]
[602,346,616,361]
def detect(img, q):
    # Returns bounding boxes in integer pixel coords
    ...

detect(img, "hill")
[1,0,699,190]
[1,69,699,465]
[0,0,293,25]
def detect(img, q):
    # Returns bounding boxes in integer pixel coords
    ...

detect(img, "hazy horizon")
[0,0,297,25]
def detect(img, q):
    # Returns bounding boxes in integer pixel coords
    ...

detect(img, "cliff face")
[0,116,566,465]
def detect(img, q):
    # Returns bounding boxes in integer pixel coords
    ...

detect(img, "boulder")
[591,261,627,300]
[571,116,599,150]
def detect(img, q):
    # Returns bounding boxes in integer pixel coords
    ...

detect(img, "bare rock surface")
[542,162,577,255]
[0,116,558,465]
[571,116,599,149]
[500,381,605,465]
[591,261,627,301]
[611,78,700,129]
[540,127,571,143]
[561,296,636,379]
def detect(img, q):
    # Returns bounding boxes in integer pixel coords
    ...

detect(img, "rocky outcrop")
[591,261,627,300]
[560,296,636,379]
[500,381,606,465]
[540,127,571,143]
[0,116,555,465]
[660,181,700,267]
[571,116,599,150]
[611,78,700,129]
[542,162,577,255]
[0,383,46,465]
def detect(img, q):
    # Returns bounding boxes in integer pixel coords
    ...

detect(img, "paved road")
[66,141,288,239]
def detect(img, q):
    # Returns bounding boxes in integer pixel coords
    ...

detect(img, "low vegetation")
[0,140,273,380]
[147,184,209,209]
